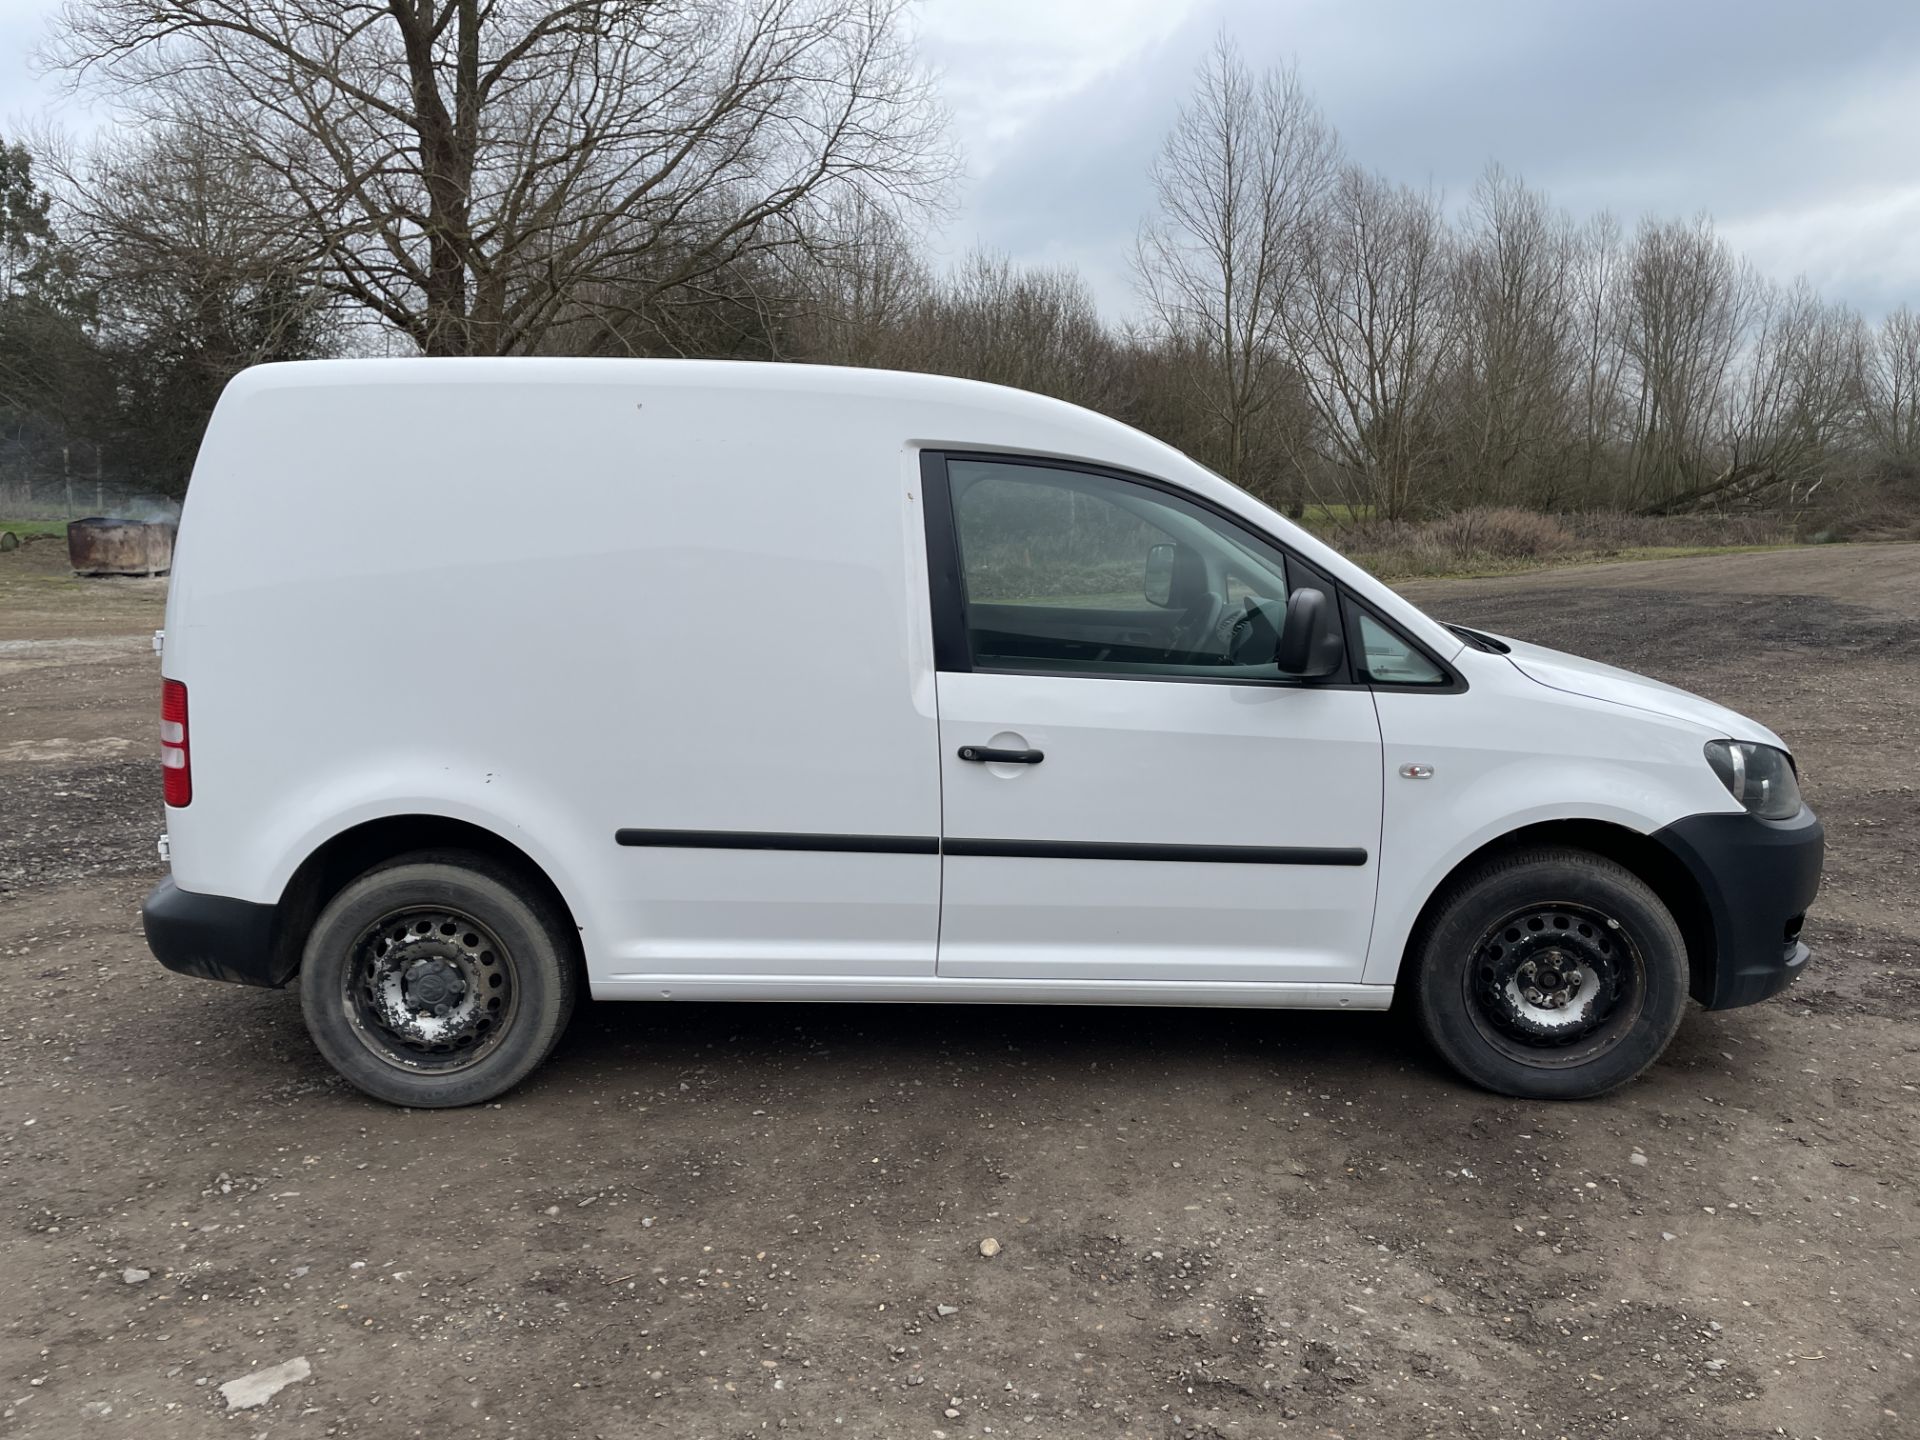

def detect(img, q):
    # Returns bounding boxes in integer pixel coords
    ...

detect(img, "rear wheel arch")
[270,816,584,984]
[1399,819,1718,1004]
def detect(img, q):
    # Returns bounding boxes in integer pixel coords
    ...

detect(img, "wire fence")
[0,469,180,524]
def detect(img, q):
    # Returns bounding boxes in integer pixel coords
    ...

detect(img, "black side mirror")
[1273,588,1343,678]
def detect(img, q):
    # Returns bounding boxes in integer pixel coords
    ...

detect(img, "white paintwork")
[1362,647,1747,986]
[594,976,1393,1008]
[161,358,1790,1010]
[934,672,1381,983]
[1496,635,1787,749]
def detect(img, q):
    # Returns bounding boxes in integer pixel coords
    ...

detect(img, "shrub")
[1324,506,1805,580]
[1798,459,1920,542]
[1560,512,1797,550]
[1427,507,1574,561]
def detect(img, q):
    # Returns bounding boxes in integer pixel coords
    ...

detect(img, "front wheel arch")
[1396,819,1719,1006]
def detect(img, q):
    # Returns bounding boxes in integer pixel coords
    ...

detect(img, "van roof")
[224,355,1190,474]
[228,355,1117,419]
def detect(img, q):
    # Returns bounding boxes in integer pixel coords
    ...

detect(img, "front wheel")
[298,853,577,1107]
[1409,847,1689,1100]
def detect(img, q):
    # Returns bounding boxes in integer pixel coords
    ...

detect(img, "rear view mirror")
[1143,543,1176,607]
[1273,588,1343,678]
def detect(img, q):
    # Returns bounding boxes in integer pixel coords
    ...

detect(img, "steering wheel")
[1225,594,1282,664]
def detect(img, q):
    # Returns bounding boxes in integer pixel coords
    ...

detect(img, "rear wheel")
[298,853,577,1107]
[1409,847,1688,1099]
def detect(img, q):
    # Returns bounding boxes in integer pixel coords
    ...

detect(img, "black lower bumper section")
[143,876,295,988]
[1653,806,1824,1010]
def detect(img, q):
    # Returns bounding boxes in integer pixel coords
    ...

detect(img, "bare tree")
[1704,279,1862,509]
[61,123,345,489]
[783,191,929,369]
[1284,167,1456,519]
[47,0,952,356]
[1133,37,1338,500]
[1453,165,1580,507]
[59,124,337,359]
[1863,305,1920,461]
[1618,216,1752,507]
[1567,211,1631,504]
[18,19,1897,526]
[912,252,1121,411]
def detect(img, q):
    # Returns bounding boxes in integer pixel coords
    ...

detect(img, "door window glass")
[946,459,1309,679]
[1355,611,1447,686]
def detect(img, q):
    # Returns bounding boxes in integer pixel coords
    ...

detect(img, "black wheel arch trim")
[146,816,587,992]
[1395,813,1821,1013]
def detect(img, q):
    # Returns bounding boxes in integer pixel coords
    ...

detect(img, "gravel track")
[2,539,1915,1439]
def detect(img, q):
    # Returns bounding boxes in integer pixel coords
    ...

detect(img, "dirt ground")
[2,533,1915,1440]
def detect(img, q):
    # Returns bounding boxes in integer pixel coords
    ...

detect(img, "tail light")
[161,678,191,807]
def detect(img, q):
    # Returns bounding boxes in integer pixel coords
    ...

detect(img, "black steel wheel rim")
[341,906,519,1074]
[1461,901,1646,1068]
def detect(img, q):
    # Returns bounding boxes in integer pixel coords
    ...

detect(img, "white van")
[143,359,1822,1107]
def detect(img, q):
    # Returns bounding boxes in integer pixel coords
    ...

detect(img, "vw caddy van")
[143,360,1823,1107]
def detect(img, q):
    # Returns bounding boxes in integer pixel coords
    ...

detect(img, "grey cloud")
[932,0,1920,317]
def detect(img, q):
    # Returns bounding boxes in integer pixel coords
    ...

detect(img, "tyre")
[298,852,577,1107]
[1408,847,1688,1100]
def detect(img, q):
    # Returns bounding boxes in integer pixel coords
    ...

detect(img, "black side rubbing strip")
[616,828,939,855]
[616,830,1367,866]
[944,838,1366,866]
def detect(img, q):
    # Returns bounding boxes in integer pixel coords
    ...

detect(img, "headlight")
[1704,740,1802,819]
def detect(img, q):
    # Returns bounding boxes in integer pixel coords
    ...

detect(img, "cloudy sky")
[6,0,1918,319]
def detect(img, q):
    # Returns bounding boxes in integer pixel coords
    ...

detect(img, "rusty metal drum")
[66,517,177,576]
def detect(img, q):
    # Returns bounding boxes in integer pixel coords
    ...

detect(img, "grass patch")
[0,519,70,538]
[1353,541,1798,583]
[1596,543,1796,563]
[1298,502,1373,528]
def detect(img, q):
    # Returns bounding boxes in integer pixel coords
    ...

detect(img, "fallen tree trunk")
[1639,463,1786,516]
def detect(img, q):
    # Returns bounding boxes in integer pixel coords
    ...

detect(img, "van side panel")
[1361,659,1747,985]
[165,370,945,983]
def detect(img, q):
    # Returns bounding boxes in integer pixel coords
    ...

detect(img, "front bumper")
[143,876,295,988]
[1652,805,1824,1010]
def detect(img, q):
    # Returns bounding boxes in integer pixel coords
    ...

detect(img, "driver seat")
[1166,544,1222,660]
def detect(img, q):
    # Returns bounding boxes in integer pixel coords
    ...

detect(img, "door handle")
[958,745,1044,765]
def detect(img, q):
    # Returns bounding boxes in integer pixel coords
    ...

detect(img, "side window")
[943,458,1313,680]
[953,471,1173,609]
[1355,611,1448,686]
